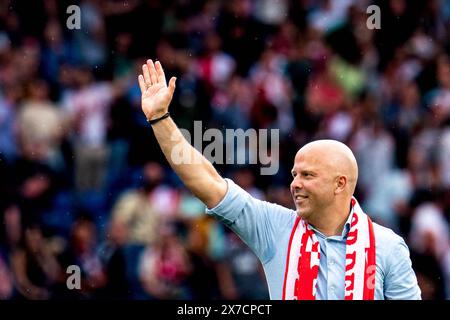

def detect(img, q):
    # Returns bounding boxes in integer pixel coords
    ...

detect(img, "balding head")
[290,140,358,221]
[298,140,358,194]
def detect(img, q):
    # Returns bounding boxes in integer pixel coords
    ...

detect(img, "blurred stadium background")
[0,0,449,300]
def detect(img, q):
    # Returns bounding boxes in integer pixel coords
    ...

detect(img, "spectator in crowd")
[59,217,107,299]
[16,79,64,170]
[10,224,63,299]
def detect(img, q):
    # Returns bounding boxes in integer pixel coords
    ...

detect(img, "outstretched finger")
[142,64,151,86]
[147,59,158,85]
[138,75,146,94]
[168,76,176,96]
[155,61,167,85]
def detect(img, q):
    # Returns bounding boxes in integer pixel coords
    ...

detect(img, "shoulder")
[262,201,298,231]
[372,222,406,249]
[115,190,141,203]
[372,222,412,272]
[218,178,294,215]
[208,178,297,227]
[372,223,421,299]
[112,190,144,213]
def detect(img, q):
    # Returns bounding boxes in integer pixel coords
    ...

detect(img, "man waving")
[138,59,421,300]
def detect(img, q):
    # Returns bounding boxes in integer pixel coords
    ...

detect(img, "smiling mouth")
[294,195,308,201]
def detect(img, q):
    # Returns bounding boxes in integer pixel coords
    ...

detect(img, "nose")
[290,175,303,194]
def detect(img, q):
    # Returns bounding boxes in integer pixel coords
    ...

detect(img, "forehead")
[292,148,326,171]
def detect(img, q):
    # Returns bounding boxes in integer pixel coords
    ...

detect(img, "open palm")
[138,59,176,121]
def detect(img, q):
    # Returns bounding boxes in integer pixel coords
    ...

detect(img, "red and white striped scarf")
[282,197,376,300]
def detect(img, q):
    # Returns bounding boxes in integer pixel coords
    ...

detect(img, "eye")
[291,172,297,178]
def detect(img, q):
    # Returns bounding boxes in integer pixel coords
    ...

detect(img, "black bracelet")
[147,112,170,125]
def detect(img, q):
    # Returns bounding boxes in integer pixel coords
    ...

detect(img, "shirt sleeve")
[206,178,295,264]
[384,237,422,300]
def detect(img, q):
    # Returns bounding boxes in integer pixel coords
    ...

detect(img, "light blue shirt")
[206,179,421,300]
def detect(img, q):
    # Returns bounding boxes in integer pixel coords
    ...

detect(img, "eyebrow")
[291,169,317,176]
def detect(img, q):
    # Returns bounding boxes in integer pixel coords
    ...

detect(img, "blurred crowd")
[0,0,450,300]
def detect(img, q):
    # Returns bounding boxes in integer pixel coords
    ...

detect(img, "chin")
[295,209,305,218]
[296,209,308,219]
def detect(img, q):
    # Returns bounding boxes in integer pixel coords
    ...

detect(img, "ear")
[334,175,347,194]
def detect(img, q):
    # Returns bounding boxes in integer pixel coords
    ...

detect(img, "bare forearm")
[138,59,227,208]
[151,117,227,208]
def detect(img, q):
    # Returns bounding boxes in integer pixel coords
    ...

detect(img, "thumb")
[168,77,176,96]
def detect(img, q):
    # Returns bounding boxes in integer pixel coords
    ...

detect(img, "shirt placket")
[326,238,340,300]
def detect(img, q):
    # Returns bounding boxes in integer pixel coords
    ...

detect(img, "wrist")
[147,111,170,125]
[148,110,168,120]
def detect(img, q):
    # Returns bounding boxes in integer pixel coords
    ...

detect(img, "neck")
[307,200,352,237]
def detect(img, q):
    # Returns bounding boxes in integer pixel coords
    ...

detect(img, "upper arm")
[204,177,228,210]
[384,238,422,300]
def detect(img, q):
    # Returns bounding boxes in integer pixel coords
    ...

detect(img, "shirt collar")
[342,204,354,238]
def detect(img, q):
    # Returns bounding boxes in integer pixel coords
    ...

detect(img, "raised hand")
[138,59,176,121]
